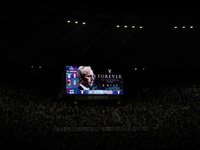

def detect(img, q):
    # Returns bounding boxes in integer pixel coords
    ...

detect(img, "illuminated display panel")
[66,66,123,95]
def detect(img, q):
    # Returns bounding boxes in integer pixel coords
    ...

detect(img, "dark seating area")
[1,77,200,149]
[2,2,200,150]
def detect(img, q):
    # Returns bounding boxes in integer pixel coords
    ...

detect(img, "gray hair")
[77,66,92,82]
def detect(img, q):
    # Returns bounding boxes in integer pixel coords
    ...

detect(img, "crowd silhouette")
[1,77,200,150]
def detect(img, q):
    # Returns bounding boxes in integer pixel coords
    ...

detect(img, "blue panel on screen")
[66,66,123,95]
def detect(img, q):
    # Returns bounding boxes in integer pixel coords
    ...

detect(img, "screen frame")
[65,65,124,96]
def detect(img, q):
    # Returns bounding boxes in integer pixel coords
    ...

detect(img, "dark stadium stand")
[1,2,200,150]
[1,78,200,149]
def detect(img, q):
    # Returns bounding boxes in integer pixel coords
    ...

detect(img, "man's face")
[82,68,95,87]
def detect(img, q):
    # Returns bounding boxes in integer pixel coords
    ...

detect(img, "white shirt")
[79,84,90,90]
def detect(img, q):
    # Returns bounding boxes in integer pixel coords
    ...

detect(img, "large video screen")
[66,66,123,95]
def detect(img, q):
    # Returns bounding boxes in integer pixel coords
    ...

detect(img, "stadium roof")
[2,2,200,68]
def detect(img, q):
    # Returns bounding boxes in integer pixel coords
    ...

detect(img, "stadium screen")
[66,66,123,95]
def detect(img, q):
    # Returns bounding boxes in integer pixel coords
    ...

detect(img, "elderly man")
[77,66,95,90]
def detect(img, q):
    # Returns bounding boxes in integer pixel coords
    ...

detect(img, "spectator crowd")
[0,79,200,150]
